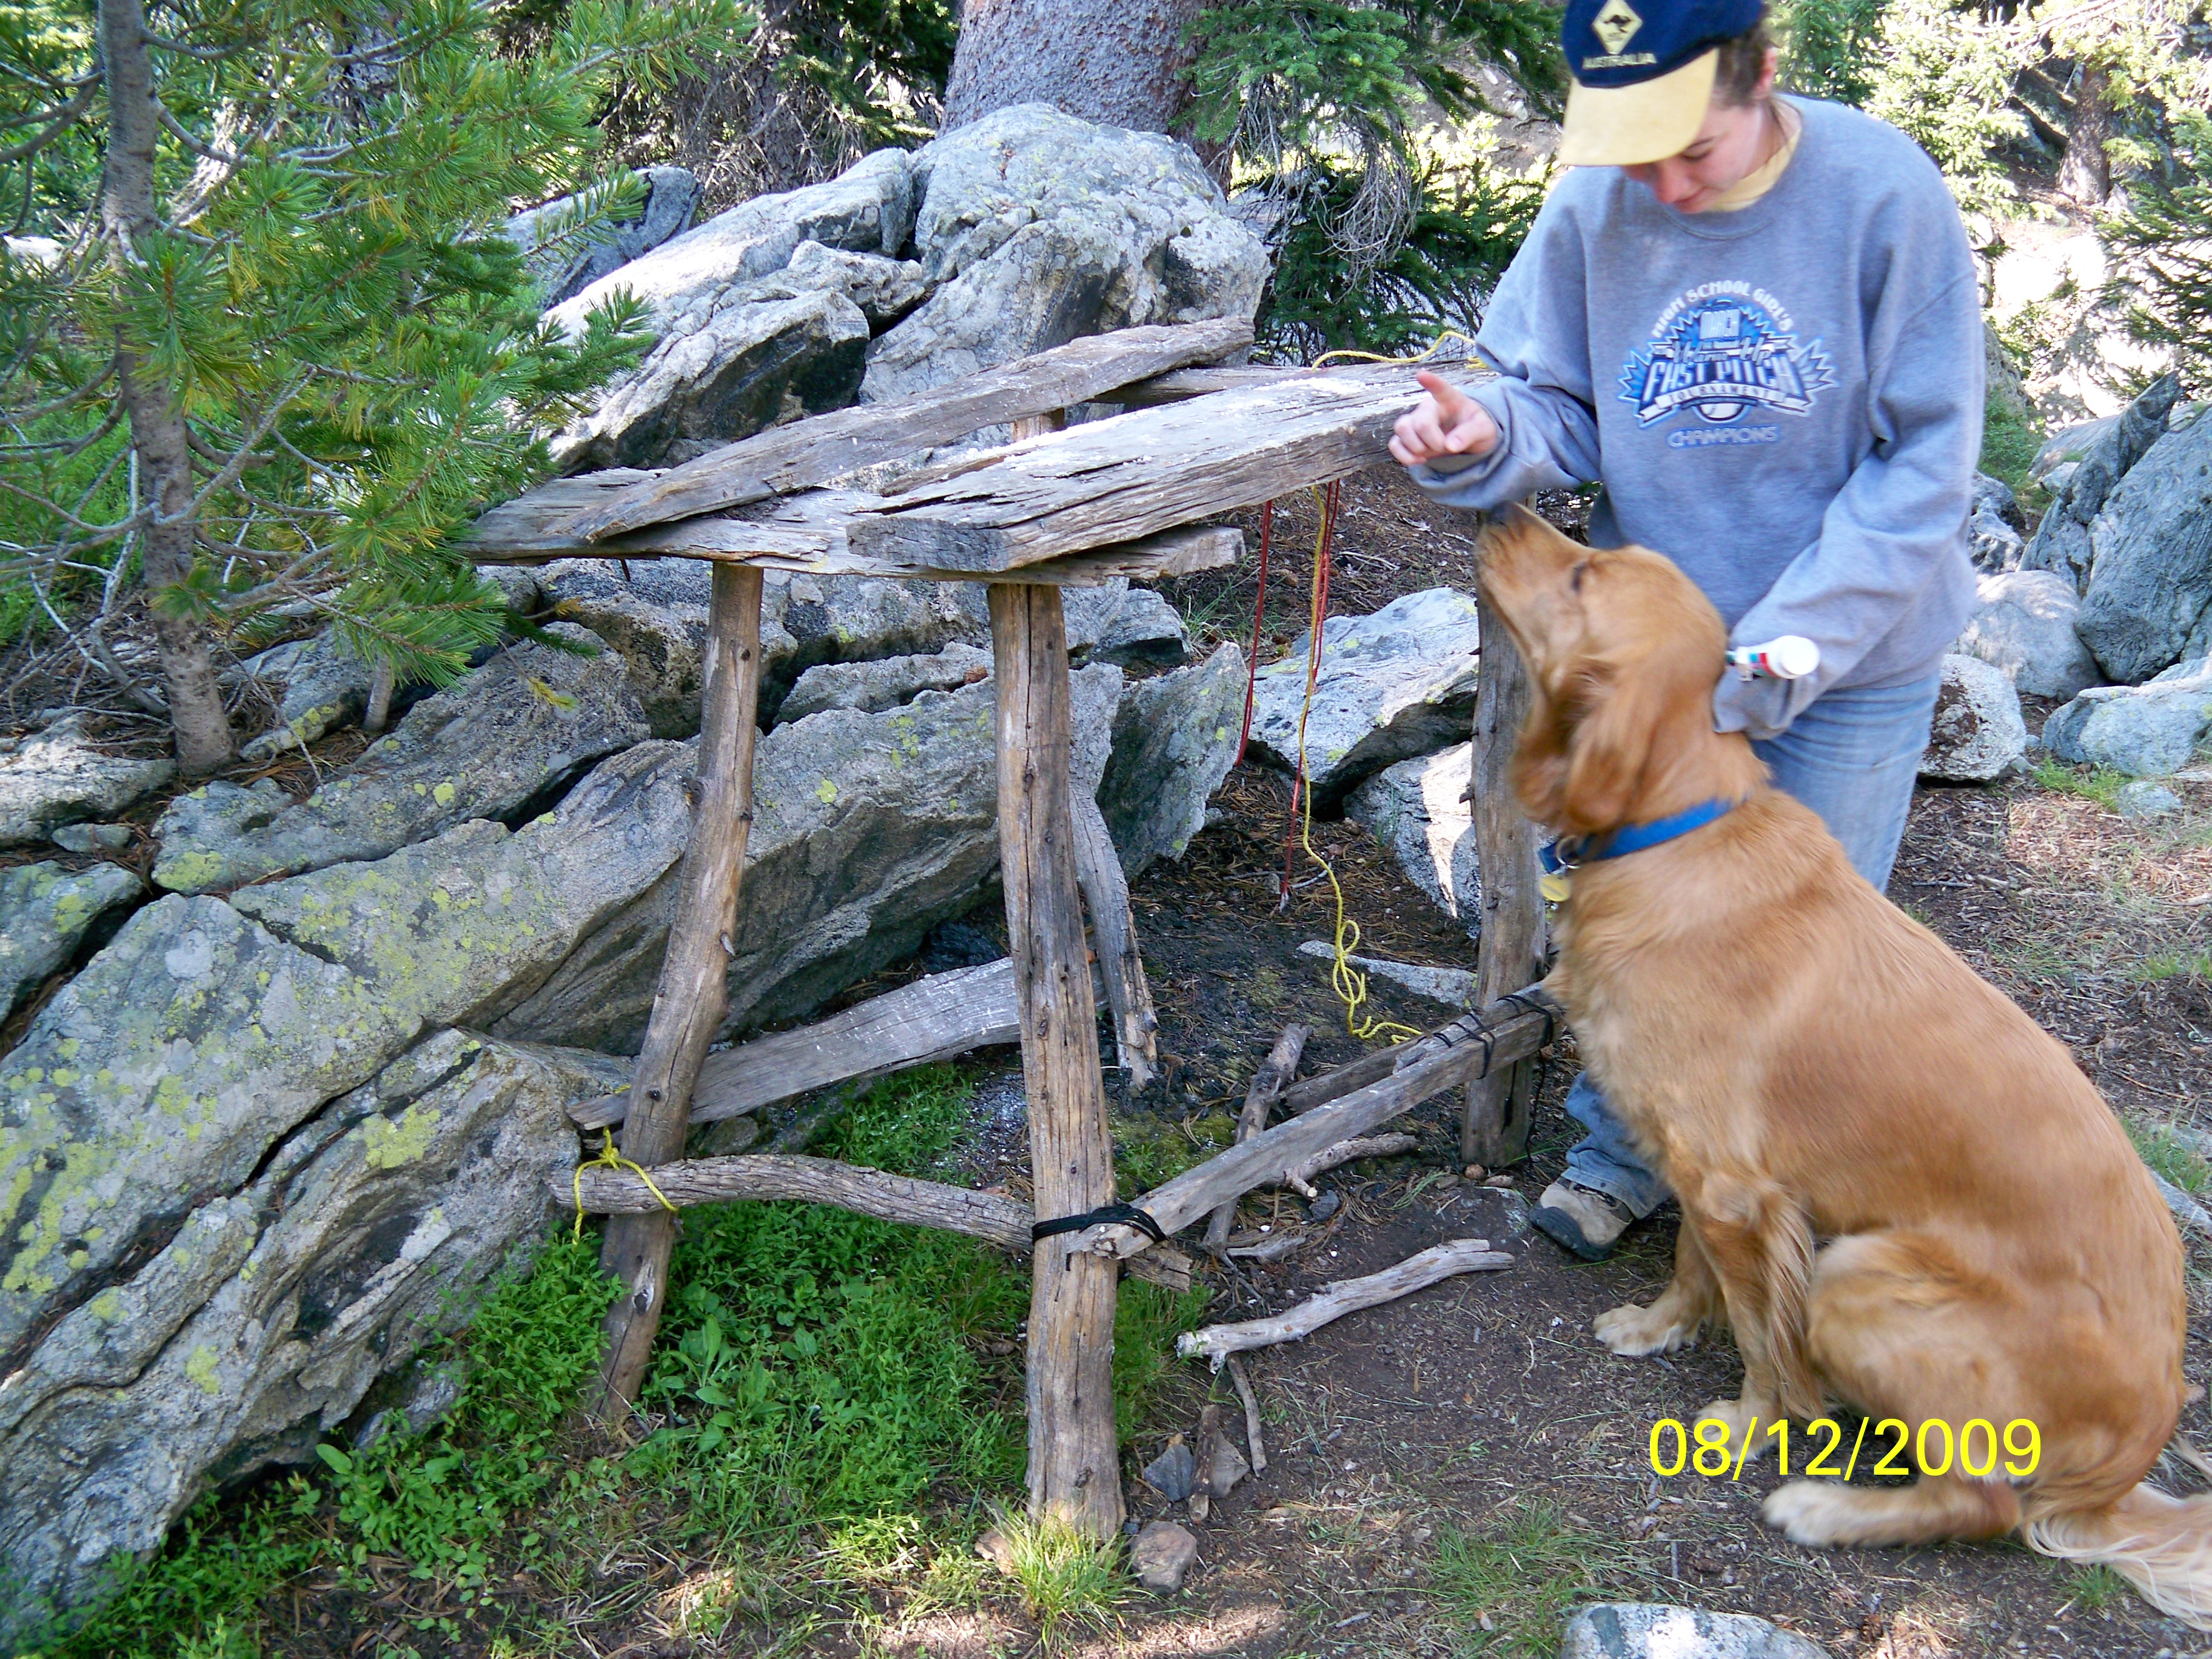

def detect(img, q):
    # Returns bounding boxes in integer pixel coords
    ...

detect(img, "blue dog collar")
[1542,797,1738,875]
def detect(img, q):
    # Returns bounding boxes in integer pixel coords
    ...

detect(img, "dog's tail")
[2025,1484,2212,1628]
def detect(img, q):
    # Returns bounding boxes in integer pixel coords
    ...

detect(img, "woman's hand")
[1389,370,1501,468]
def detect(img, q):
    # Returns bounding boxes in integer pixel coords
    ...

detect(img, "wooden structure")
[472,318,1549,1535]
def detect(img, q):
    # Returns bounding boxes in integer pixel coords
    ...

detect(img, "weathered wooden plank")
[1464,600,1546,1167]
[592,563,765,1418]
[569,958,1030,1131]
[991,580,1124,1535]
[1071,788,1159,1091]
[1079,988,1560,1259]
[1204,1024,1309,1252]
[561,1153,1193,1293]
[846,369,1426,572]
[1115,360,1496,408]
[1176,1238,1512,1365]
[1281,1042,1403,1116]
[564,319,1255,541]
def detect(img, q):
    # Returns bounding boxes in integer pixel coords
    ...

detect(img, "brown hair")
[1712,20,1775,106]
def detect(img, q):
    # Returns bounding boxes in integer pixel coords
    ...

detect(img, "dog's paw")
[1694,1398,1779,1460]
[1761,1480,1858,1546]
[1594,1300,1701,1356]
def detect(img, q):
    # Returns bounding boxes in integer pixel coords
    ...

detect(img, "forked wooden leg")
[1463,593,1544,1167]
[990,580,1124,1537]
[592,561,765,1418]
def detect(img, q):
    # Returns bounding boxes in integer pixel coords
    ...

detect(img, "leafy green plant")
[2106,109,2212,390]
[2128,1121,2212,1195]
[1860,0,2028,213]
[2031,759,2131,813]
[1774,0,1885,104]
[1980,384,2046,504]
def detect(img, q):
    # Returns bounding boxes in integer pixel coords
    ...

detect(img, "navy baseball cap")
[1558,0,1766,166]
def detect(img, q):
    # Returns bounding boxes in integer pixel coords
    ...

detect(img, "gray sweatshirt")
[1413,96,1982,738]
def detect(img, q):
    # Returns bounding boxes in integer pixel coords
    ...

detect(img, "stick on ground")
[1176,1238,1512,1367]
[1278,1132,1416,1198]
[1226,1355,1267,1474]
[1204,1024,1309,1252]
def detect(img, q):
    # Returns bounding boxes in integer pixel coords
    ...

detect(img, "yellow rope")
[1288,484,1422,1046]
[1309,329,1484,370]
[572,1126,677,1242]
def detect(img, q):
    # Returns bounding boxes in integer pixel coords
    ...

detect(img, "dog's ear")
[1557,666,1654,834]
[1509,681,1572,825]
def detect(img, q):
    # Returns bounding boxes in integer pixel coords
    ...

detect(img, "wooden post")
[591,561,765,1418]
[1463,595,1545,1168]
[990,579,1125,1537]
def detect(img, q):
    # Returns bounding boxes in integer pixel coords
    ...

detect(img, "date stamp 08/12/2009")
[1649,1416,2043,1481]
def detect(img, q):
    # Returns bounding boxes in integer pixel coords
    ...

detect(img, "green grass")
[2066,1563,2131,1611]
[1429,1499,1633,1658]
[2033,758,2131,813]
[30,1062,1217,1655]
[1980,386,2047,506]
[985,1509,1128,1637]
[2128,1121,2212,1196]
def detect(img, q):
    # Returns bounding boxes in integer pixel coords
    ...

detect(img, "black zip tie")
[1032,1201,1168,1245]
[1498,989,1559,1050]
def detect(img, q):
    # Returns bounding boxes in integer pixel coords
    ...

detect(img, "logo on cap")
[1591,0,1644,53]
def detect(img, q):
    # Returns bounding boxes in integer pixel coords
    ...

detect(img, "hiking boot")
[1531,1179,1635,1261]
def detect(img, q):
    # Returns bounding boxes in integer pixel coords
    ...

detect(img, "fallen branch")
[1226,1354,1267,1474]
[560,1152,1192,1292]
[1205,1024,1309,1252]
[1077,987,1561,1261]
[1277,1133,1416,1198]
[1176,1238,1512,1366]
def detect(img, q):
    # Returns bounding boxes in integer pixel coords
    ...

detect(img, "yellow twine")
[572,1127,677,1241]
[1309,329,1484,371]
[1288,484,1422,1046]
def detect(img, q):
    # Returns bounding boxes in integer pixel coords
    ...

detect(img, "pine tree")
[1,0,754,770]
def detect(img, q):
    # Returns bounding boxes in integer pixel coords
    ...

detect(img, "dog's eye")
[1570,561,1589,593]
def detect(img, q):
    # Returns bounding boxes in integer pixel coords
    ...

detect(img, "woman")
[1392,0,1982,1259]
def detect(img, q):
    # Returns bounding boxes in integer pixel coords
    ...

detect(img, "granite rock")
[1096,643,1244,876]
[0,860,142,1016]
[1919,654,2028,782]
[0,716,174,849]
[1952,569,2101,699]
[2044,657,2212,777]
[2074,407,2212,685]
[1344,741,1480,938]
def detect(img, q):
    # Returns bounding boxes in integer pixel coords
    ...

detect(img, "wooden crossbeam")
[1068,986,1560,1261]
[561,1153,1193,1293]
[842,368,1423,573]
[563,319,1255,541]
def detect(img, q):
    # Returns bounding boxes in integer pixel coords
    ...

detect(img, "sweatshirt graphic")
[1413,98,1983,739]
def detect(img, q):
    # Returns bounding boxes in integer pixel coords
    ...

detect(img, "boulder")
[1344,742,1480,939]
[1296,940,1475,1008]
[0,861,142,1016]
[1919,654,2028,783]
[153,626,647,894]
[1558,1604,1829,1659]
[2044,657,2212,777]
[1968,472,2025,574]
[236,630,378,763]
[1952,570,2101,699]
[0,1029,617,1644]
[542,558,988,734]
[776,643,992,725]
[742,237,928,326]
[1096,643,1244,876]
[546,147,914,341]
[492,666,1124,1050]
[508,165,702,307]
[1244,589,1483,804]
[0,716,174,848]
[2019,372,2181,594]
[1085,586,1191,669]
[1,740,691,1379]
[49,822,131,853]
[860,104,1269,403]
[552,287,871,471]
[2074,407,2212,685]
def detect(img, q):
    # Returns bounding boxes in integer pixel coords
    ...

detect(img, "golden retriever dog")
[1473,502,2206,1620]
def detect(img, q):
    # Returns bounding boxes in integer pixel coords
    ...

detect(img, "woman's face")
[1619,50,1781,214]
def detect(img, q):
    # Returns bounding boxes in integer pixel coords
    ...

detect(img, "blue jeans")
[1559,672,1943,1216]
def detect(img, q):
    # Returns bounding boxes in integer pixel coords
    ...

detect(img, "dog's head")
[1475,503,1754,836]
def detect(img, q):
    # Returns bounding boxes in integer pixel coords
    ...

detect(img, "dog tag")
[1540,869,1572,903]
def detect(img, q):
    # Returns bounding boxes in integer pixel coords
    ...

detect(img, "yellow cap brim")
[1558,50,1717,167]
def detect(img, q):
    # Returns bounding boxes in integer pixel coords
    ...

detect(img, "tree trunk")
[942,0,1206,135]
[96,0,235,774]
[2059,61,2113,207]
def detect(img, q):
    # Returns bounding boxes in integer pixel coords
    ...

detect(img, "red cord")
[1279,480,1342,902]
[1234,498,1273,768]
